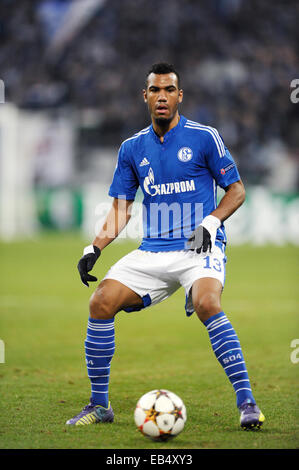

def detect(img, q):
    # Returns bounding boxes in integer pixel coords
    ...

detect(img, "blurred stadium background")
[0,0,298,243]
[0,0,299,451]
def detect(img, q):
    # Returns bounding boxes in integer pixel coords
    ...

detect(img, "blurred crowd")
[1,0,298,189]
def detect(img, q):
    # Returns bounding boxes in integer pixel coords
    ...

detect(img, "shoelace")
[240,403,257,414]
[76,403,95,418]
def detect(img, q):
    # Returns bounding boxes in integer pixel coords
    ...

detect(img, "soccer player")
[66,63,265,429]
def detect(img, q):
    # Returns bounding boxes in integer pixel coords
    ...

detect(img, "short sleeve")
[108,143,139,200]
[204,130,241,189]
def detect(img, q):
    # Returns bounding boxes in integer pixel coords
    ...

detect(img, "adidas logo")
[139,157,150,167]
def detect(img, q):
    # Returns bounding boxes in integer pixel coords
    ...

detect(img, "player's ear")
[142,89,147,103]
[178,88,183,104]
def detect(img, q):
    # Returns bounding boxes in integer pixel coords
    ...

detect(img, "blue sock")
[85,317,115,408]
[204,311,256,407]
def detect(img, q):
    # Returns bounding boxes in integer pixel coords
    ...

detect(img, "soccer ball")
[134,389,187,441]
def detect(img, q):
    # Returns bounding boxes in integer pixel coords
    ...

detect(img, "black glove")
[77,245,101,287]
[187,215,221,254]
[187,225,211,254]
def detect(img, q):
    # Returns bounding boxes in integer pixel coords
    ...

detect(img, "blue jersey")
[109,115,240,252]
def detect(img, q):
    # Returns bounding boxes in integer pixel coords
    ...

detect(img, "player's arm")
[194,180,245,252]
[187,180,245,254]
[77,198,134,286]
[188,180,245,254]
[93,198,134,251]
[210,179,246,223]
[188,130,245,254]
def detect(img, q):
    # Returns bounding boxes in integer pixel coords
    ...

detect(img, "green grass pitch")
[0,233,298,449]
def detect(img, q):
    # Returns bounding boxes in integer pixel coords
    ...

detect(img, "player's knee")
[89,291,116,320]
[194,292,221,322]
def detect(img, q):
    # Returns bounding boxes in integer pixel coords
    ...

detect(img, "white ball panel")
[142,420,160,437]
[139,391,157,410]
[171,417,185,435]
[155,395,174,413]
[134,407,146,427]
[167,391,183,408]
[156,413,175,432]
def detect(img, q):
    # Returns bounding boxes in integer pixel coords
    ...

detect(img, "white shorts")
[104,245,227,316]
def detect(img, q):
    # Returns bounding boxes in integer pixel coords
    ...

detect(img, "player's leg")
[66,279,143,426]
[89,278,144,320]
[192,277,265,429]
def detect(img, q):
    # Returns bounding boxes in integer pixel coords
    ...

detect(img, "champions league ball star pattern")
[134,389,187,441]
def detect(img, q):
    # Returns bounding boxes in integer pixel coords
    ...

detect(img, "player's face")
[143,73,183,124]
